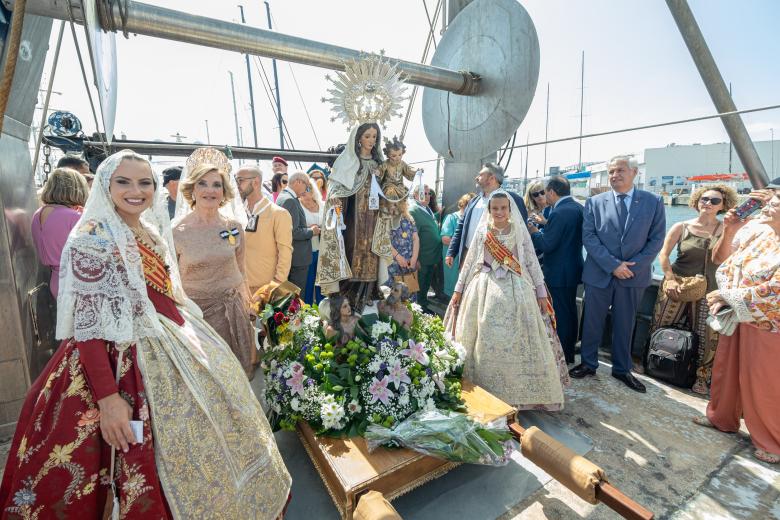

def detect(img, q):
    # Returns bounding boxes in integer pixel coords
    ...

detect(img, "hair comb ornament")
[185,147,232,175]
[322,53,408,128]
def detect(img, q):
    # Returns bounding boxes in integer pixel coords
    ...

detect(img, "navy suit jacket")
[581,189,665,289]
[531,197,584,288]
[446,190,528,261]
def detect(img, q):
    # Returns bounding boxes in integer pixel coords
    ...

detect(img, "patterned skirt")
[454,270,565,410]
[0,308,291,519]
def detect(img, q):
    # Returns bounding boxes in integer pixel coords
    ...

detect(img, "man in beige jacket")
[235,165,293,294]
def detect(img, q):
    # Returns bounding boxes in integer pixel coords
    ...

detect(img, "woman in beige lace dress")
[173,164,256,378]
[447,191,564,411]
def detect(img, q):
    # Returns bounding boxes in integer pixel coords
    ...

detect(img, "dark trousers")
[288,264,310,294]
[580,280,645,375]
[417,263,435,309]
[549,285,579,363]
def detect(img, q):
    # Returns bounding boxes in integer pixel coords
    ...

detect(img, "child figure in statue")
[379,136,417,209]
[323,295,363,346]
[378,281,413,329]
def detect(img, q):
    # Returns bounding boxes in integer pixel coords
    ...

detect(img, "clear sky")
[37,0,780,184]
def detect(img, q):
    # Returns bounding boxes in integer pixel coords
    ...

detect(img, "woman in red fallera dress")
[0,150,291,519]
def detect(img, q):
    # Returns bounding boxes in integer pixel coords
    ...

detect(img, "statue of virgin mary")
[316,55,407,312]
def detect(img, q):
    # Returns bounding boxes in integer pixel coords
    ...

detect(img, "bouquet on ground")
[364,409,518,466]
[261,302,467,437]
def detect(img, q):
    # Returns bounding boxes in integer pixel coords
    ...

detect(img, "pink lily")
[387,360,411,389]
[368,376,392,406]
[286,368,305,397]
[400,339,430,366]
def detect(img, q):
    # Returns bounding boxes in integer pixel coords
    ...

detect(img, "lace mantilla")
[57,150,187,343]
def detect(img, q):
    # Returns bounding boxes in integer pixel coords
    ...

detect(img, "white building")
[644,139,779,192]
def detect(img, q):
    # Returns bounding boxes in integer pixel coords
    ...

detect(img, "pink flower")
[368,376,392,406]
[286,367,305,397]
[401,339,429,366]
[387,360,411,389]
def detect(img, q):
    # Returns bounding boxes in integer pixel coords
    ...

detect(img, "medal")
[402,231,408,238]
[219,228,241,245]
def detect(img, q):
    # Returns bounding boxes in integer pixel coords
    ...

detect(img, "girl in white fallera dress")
[446,191,567,411]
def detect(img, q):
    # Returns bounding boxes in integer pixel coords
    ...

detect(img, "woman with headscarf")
[446,190,566,411]
[0,150,291,518]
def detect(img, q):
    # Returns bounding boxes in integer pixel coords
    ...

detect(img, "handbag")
[394,271,420,293]
[667,274,707,303]
[706,305,738,336]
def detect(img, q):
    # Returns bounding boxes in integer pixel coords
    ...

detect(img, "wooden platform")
[296,380,515,520]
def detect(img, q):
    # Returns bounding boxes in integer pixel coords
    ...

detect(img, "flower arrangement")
[261,301,466,437]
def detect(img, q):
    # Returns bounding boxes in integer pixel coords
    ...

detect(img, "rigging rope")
[0,0,27,134]
[268,11,323,151]
[32,21,66,179]
[400,0,442,141]
[408,103,780,166]
[66,0,107,153]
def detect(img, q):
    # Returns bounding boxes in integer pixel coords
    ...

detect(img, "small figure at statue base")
[378,281,413,330]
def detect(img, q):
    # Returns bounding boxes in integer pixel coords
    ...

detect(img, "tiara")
[185,147,232,175]
[322,53,408,128]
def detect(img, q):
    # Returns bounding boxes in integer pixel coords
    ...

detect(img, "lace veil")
[57,149,187,343]
[172,147,248,227]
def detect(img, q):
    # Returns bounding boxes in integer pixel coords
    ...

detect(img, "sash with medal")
[483,230,558,328]
[484,231,523,276]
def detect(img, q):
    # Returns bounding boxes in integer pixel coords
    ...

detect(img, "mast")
[578,50,584,172]
[543,82,549,176]
[239,5,259,148]
[264,1,284,150]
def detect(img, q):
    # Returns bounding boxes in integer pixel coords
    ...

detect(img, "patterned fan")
[322,53,408,128]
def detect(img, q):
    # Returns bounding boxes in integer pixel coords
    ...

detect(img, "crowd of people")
[2,140,778,516]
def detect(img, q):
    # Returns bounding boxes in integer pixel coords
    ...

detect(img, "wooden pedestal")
[296,381,515,519]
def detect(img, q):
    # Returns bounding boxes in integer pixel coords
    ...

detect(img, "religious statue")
[321,295,363,346]
[316,55,408,313]
[378,136,418,208]
[378,281,413,329]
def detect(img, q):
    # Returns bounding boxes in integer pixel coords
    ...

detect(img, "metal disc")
[422,0,539,162]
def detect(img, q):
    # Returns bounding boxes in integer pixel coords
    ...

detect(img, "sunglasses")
[699,196,722,205]
[281,180,288,185]
[531,190,545,198]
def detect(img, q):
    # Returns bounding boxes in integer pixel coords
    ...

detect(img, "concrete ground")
[503,360,780,520]
[1,358,777,519]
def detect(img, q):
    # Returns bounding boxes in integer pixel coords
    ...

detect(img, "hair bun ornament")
[321,53,408,128]
[185,147,232,175]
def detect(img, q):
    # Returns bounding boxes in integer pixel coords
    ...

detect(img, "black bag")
[645,326,698,388]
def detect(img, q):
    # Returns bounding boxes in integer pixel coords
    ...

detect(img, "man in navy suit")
[527,176,583,364]
[570,156,665,393]
[445,163,528,268]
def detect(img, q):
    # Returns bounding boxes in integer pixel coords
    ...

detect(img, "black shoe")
[569,364,596,379]
[612,372,647,393]
[565,355,576,365]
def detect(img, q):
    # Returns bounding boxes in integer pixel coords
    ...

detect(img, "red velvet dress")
[0,284,182,519]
